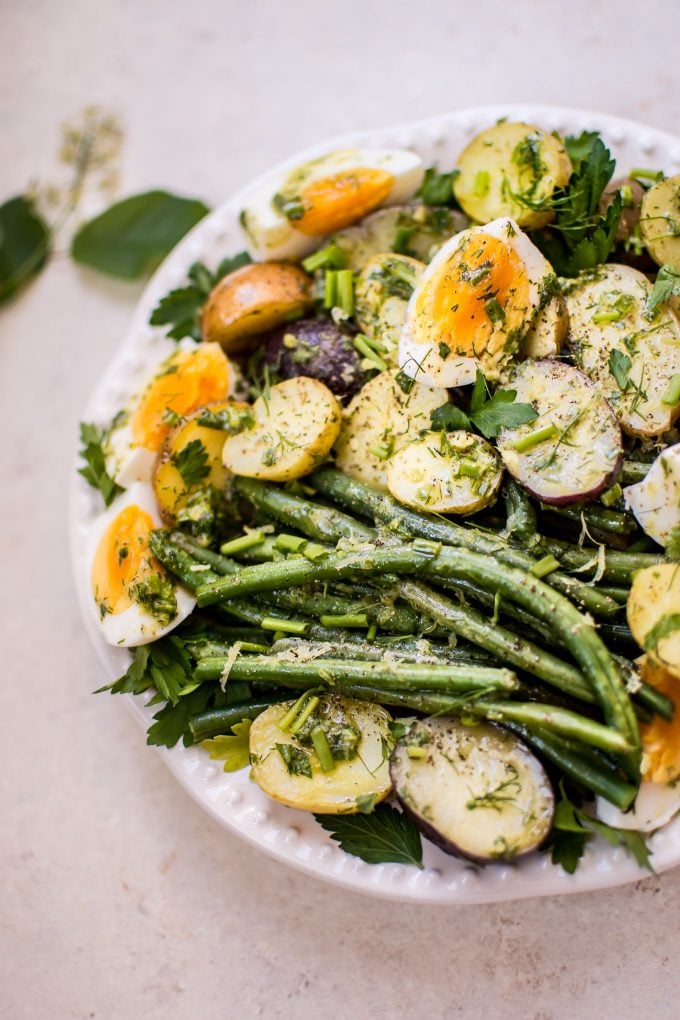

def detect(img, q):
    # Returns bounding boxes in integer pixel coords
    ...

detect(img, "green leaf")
[171,438,210,489]
[643,614,680,654]
[0,195,50,304]
[94,645,151,695]
[430,403,472,432]
[149,251,251,340]
[78,421,123,508]
[71,191,209,279]
[147,685,214,748]
[646,264,680,318]
[276,742,313,777]
[469,368,489,413]
[202,720,252,772]
[314,803,423,868]
[608,349,633,391]
[416,167,460,207]
[550,830,588,874]
[470,389,538,439]
[563,131,601,172]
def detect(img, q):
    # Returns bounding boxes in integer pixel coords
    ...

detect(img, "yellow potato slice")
[335,369,448,492]
[640,174,680,271]
[354,252,425,366]
[201,262,314,353]
[628,564,680,679]
[153,400,250,523]
[387,430,503,514]
[222,376,341,481]
[249,696,393,814]
[453,122,572,229]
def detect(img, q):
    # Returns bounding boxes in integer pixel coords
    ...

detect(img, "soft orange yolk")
[295,168,395,235]
[415,234,528,357]
[639,658,680,783]
[92,505,157,615]
[131,344,231,451]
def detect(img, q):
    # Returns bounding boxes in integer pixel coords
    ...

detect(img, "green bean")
[269,637,497,666]
[541,502,637,537]
[503,478,537,542]
[528,534,662,585]
[188,695,291,741]
[621,460,650,485]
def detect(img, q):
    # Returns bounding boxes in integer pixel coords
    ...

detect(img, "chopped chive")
[600,483,623,508]
[336,269,355,315]
[289,696,320,735]
[261,616,310,635]
[368,443,393,460]
[393,226,415,254]
[473,170,490,197]
[278,690,317,733]
[357,333,388,354]
[592,310,625,324]
[459,459,483,479]
[367,623,378,642]
[353,334,388,372]
[274,533,308,554]
[302,542,328,563]
[324,270,338,309]
[272,630,286,642]
[511,423,560,453]
[530,554,561,578]
[620,183,634,207]
[662,373,680,406]
[319,613,369,628]
[413,538,442,558]
[406,746,429,760]
[311,727,336,771]
[237,641,272,653]
[629,167,664,182]
[219,532,265,555]
[301,243,346,273]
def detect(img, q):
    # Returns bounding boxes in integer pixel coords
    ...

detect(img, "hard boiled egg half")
[106,341,235,488]
[398,217,555,387]
[624,442,680,548]
[239,148,424,261]
[87,482,195,646]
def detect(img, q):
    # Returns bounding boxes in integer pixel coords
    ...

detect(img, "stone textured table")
[2,2,680,1016]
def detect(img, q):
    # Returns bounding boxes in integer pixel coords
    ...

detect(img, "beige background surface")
[2,1,680,1017]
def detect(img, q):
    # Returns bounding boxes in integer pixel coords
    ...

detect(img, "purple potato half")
[496,360,623,506]
[264,317,366,402]
[390,717,555,864]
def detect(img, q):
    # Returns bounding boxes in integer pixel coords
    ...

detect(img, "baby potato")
[201,262,314,353]
[153,400,250,523]
[640,174,680,271]
[453,122,572,229]
[335,369,448,491]
[627,564,680,680]
[222,376,341,481]
[354,252,425,365]
[520,292,569,360]
[387,430,503,515]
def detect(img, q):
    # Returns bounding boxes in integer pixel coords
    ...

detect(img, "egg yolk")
[414,233,529,359]
[639,658,680,783]
[92,505,158,615]
[131,344,231,452]
[295,168,395,235]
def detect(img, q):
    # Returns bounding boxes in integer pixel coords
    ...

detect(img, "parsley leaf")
[646,265,680,318]
[149,252,251,340]
[608,349,633,391]
[550,830,589,874]
[470,389,538,439]
[78,421,123,507]
[469,368,489,413]
[202,720,252,772]
[416,167,460,207]
[563,131,601,172]
[314,803,423,868]
[147,685,214,748]
[276,742,313,777]
[430,403,472,432]
[171,439,211,489]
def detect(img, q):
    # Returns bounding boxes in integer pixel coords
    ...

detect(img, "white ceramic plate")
[71,104,680,903]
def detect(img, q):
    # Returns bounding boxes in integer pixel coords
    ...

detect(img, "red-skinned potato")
[201,262,314,353]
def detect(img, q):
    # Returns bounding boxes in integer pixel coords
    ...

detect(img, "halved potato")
[331,203,467,270]
[566,263,680,436]
[249,695,393,814]
[496,360,622,506]
[153,400,250,523]
[628,564,680,680]
[520,292,569,359]
[387,430,503,515]
[390,717,554,862]
[640,174,680,270]
[222,376,341,481]
[201,262,314,353]
[453,122,572,229]
[334,369,448,491]
[354,252,425,365]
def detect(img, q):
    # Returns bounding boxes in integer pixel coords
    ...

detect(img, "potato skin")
[640,174,680,271]
[264,317,366,402]
[201,262,314,353]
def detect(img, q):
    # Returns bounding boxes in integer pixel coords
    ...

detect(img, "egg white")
[596,782,680,834]
[624,442,680,548]
[398,217,553,388]
[239,148,424,261]
[87,482,196,647]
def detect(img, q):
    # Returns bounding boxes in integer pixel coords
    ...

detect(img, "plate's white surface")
[71,105,680,904]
